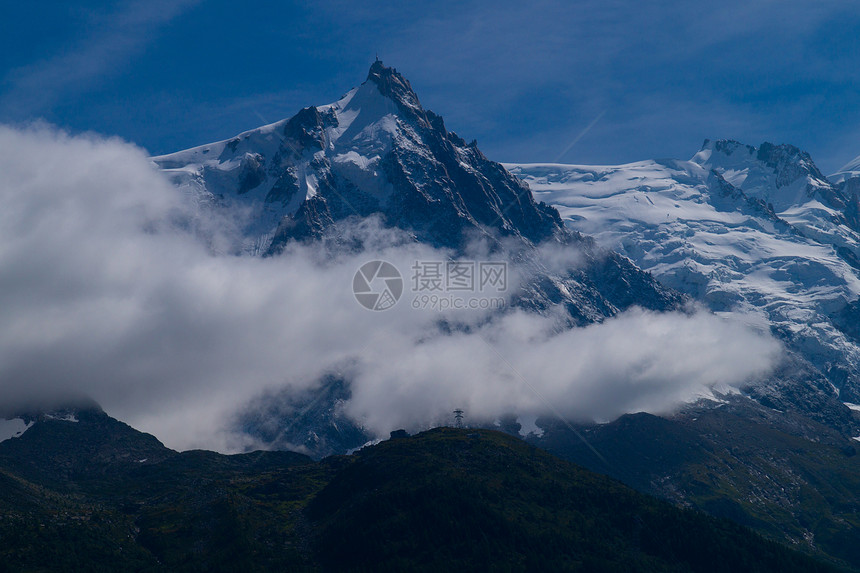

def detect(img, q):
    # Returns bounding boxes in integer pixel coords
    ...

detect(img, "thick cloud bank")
[0,125,782,451]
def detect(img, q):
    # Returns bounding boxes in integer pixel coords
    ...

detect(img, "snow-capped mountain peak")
[153,61,568,256]
[152,65,416,252]
[364,59,425,118]
[692,139,831,212]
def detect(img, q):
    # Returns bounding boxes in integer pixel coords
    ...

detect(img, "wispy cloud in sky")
[0,0,203,119]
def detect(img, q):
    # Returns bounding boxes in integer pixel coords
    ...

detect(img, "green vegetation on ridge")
[0,411,846,572]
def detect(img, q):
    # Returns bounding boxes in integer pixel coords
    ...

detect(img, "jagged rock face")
[153,61,564,256]
[756,142,826,191]
[694,140,835,209]
[827,153,860,231]
[292,62,563,251]
[508,142,860,412]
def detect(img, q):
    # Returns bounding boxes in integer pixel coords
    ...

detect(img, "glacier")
[508,139,860,407]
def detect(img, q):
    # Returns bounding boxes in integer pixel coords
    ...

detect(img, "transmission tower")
[453,409,464,428]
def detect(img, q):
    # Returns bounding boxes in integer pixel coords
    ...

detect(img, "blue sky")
[3,0,860,173]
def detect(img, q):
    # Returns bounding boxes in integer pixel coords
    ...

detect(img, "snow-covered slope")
[153,60,565,257]
[830,153,860,185]
[508,140,860,405]
[153,76,404,254]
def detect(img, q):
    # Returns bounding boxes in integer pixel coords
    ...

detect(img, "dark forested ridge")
[0,410,847,572]
[531,398,860,570]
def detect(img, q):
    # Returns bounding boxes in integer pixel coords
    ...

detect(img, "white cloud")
[346,306,781,435]
[0,125,782,451]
